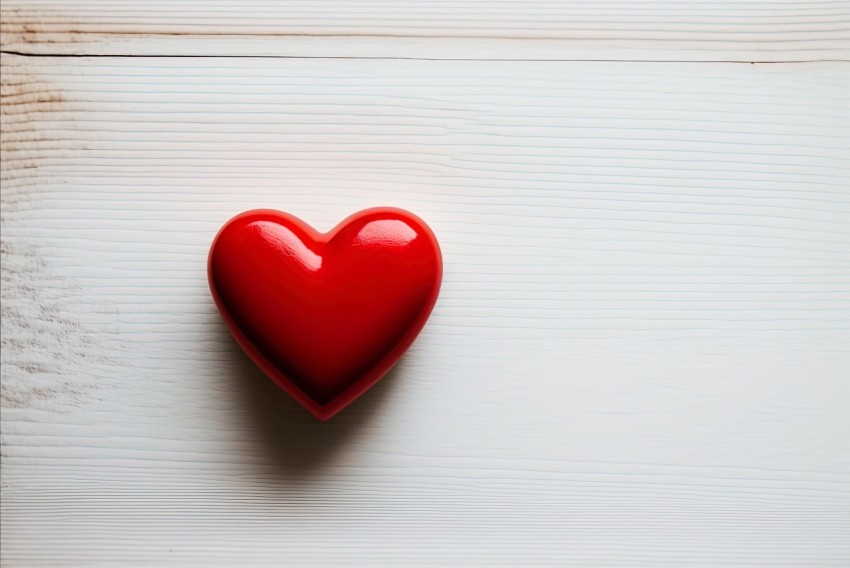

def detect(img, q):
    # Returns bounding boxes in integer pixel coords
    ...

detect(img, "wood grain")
[2,53,849,565]
[2,0,850,61]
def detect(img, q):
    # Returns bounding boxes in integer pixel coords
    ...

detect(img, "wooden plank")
[2,54,850,565]
[2,0,850,60]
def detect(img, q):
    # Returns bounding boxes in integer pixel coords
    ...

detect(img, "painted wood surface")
[2,3,850,566]
[2,0,850,60]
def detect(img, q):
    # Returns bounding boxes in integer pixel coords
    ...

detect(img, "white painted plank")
[2,54,850,565]
[2,0,849,60]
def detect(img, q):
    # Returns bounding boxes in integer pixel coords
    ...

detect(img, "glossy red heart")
[208,208,442,420]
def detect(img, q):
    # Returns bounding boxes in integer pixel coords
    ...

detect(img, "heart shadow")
[222,332,400,481]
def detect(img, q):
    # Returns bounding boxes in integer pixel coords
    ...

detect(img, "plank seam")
[2,50,849,63]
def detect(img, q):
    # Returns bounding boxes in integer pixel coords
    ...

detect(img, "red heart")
[208,208,442,420]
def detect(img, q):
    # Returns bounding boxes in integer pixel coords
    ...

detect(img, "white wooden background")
[2,1,850,566]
